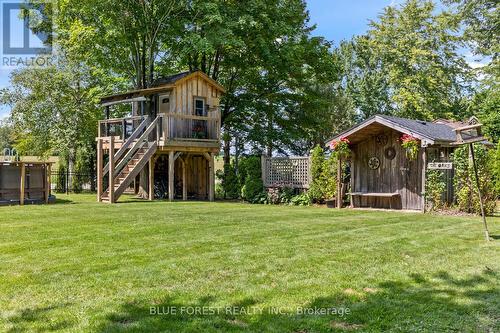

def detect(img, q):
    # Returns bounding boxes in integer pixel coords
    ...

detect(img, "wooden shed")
[0,161,53,205]
[96,70,225,203]
[326,115,489,211]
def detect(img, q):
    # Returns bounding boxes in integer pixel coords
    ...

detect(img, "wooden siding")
[352,129,423,210]
[170,75,220,116]
[154,153,209,199]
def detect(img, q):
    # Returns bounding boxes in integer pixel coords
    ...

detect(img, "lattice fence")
[262,156,311,188]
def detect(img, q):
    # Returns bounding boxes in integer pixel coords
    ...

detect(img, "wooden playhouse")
[326,115,489,211]
[0,160,53,205]
[96,70,224,203]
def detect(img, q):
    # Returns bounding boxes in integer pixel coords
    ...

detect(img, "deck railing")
[160,108,220,142]
[98,115,143,140]
[97,109,221,143]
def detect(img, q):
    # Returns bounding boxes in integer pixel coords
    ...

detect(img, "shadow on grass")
[53,197,75,205]
[97,269,499,333]
[5,303,74,332]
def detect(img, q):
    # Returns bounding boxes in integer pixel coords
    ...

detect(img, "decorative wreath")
[376,134,388,146]
[368,156,380,170]
[384,146,396,160]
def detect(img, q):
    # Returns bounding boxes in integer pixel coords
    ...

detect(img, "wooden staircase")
[98,116,160,203]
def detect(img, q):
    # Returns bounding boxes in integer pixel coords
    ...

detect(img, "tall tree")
[337,0,473,121]
[172,0,337,158]
[444,0,499,142]
[336,36,393,120]
[0,60,103,175]
[0,120,14,152]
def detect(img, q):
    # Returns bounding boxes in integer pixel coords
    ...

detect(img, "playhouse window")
[194,98,205,116]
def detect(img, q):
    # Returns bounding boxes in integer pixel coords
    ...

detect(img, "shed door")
[401,149,423,210]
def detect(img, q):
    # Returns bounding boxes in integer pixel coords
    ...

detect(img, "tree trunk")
[223,128,231,167]
[67,148,75,192]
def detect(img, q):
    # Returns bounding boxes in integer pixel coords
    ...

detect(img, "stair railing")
[103,115,149,177]
[110,116,160,179]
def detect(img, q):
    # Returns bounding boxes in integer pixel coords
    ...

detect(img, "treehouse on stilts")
[96,70,224,203]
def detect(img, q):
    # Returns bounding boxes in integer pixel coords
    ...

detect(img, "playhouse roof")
[327,114,489,146]
[100,70,225,105]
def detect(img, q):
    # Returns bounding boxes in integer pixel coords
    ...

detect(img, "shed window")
[194,98,206,116]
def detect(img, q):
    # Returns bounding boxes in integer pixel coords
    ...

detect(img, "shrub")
[321,154,337,200]
[278,187,294,204]
[217,163,240,199]
[240,156,264,203]
[290,193,311,206]
[55,162,66,193]
[491,144,500,197]
[308,145,337,203]
[425,169,446,210]
[453,144,497,215]
[308,145,325,202]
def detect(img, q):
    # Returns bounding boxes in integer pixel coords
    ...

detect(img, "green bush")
[425,169,446,210]
[55,162,66,193]
[453,144,497,215]
[308,145,324,202]
[278,187,294,204]
[216,163,240,199]
[491,144,500,197]
[290,193,311,206]
[240,156,264,203]
[308,145,337,203]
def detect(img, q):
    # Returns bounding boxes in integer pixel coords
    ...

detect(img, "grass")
[0,194,499,332]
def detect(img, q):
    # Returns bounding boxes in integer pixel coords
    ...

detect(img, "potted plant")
[330,137,351,159]
[399,134,419,160]
[192,125,207,139]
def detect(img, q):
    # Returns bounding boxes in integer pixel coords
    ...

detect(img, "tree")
[51,0,185,90]
[0,60,103,179]
[172,0,337,159]
[336,36,393,120]
[444,0,499,142]
[0,120,14,152]
[337,0,473,121]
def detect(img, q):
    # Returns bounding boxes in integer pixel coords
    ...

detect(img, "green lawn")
[1,194,499,332]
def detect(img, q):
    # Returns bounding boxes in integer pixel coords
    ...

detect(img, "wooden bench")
[348,192,400,209]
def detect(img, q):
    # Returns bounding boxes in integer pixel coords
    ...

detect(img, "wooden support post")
[208,152,215,202]
[45,164,51,204]
[169,151,175,201]
[337,157,342,209]
[156,118,161,143]
[350,152,355,208]
[122,118,126,141]
[97,138,103,202]
[20,163,25,205]
[469,143,490,241]
[181,158,187,201]
[109,136,115,203]
[421,147,427,213]
[105,106,110,136]
[148,156,155,201]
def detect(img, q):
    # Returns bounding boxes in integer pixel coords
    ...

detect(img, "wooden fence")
[261,156,311,189]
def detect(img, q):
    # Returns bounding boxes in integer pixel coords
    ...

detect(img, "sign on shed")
[428,162,453,170]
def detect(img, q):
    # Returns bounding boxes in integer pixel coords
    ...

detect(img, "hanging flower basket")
[330,137,351,159]
[399,134,419,160]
